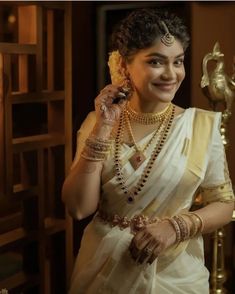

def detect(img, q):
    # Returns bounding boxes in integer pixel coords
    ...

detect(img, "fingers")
[94,84,129,123]
[128,222,173,265]
[129,230,159,265]
[96,84,128,107]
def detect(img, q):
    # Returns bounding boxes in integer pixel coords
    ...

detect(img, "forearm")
[62,122,113,220]
[62,158,103,220]
[192,201,234,234]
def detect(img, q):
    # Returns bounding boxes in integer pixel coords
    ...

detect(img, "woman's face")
[126,38,185,103]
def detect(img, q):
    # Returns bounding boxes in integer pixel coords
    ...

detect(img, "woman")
[62,8,234,293]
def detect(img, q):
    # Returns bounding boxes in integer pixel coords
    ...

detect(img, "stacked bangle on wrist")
[165,211,204,244]
[81,135,112,162]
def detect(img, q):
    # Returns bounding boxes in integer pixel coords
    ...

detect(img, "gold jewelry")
[181,213,198,238]
[126,102,172,124]
[160,21,175,47]
[143,247,153,256]
[125,106,172,170]
[165,217,181,244]
[114,104,175,204]
[97,212,160,235]
[173,215,190,241]
[81,136,112,161]
[188,212,204,232]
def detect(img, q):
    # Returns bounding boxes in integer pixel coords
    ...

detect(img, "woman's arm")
[193,201,234,233]
[62,85,127,220]
[128,200,234,265]
[62,123,112,220]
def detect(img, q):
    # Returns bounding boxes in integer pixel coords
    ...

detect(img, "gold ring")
[144,247,152,256]
[100,104,107,112]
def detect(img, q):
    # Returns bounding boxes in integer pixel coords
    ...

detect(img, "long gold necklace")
[114,104,175,204]
[126,102,172,124]
[125,106,172,170]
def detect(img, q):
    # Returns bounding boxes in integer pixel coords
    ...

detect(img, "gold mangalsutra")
[125,104,173,170]
[114,104,175,204]
[126,102,172,124]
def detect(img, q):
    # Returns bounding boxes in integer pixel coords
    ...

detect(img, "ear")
[120,56,130,77]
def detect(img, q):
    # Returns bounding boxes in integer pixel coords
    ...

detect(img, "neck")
[129,97,171,114]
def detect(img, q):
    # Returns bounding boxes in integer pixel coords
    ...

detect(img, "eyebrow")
[145,52,185,59]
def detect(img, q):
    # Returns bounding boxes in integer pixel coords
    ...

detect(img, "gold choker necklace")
[126,103,172,124]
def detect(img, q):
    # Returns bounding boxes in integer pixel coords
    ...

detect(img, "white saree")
[69,108,234,294]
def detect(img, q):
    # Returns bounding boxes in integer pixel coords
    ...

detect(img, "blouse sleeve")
[70,111,96,170]
[200,112,234,205]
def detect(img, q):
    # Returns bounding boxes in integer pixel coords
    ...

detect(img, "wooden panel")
[18,54,28,92]
[0,3,72,292]
[0,53,4,194]
[3,54,13,196]
[18,5,37,44]
[47,10,54,91]
[0,43,37,54]
[11,90,64,104]
[0,271,39,291]
[64,3,73,286]
[12,133,65,152]
[0,228,27,247]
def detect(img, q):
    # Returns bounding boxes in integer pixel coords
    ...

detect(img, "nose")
[161,64,176,80]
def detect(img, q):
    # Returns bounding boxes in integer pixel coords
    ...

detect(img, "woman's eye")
[148,59,163,66]
[174,59,184,66]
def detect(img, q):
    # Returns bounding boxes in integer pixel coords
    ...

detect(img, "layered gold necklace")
[125,104,173,170]
[126,102,172,124]
[114,103,175,204]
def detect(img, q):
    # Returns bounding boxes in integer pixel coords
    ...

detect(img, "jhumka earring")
[160,21,175,47]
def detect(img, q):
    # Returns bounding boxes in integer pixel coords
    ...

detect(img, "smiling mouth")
[153,83,176,91]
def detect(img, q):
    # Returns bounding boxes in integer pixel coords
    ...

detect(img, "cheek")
[130,71,148,87]
[179,68,186,81]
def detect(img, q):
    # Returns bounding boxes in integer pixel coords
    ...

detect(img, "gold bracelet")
[181,214,198,238]
[81,153,105,162]
[165,217,181,244]
[189,212,204,233]
[173,215,190,241]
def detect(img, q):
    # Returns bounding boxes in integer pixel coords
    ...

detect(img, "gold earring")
[122,73,133,95]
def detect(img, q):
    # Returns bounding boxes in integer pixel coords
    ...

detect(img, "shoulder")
[191,108,222,142]
[193,107,221,125]
[194,107,218,116]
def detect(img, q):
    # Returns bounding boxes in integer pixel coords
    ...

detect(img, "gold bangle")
[80,153,104,162]
[181,214,198,238]
[189,212,204,233]
[173,215,190,241]
[165,217,181,244]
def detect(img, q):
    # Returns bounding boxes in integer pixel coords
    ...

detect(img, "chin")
[154,93,176,103]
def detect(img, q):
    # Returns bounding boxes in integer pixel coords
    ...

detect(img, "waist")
[96,211,160,235]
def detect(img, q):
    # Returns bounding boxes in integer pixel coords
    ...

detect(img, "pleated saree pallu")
[69,108,234,294]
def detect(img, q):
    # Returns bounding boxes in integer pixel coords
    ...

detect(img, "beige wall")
[191,2,235,185]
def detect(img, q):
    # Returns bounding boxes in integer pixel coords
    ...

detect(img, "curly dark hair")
[110,8,190,59]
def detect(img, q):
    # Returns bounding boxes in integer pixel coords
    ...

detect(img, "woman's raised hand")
[95,84,128,126]
[129,220,177,265]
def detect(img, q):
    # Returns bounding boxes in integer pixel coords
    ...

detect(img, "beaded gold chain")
[125,104,173,170]
[126,102,172,124]
[114,104,175,204]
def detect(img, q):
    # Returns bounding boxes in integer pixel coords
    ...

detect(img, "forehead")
[135,38,184,59]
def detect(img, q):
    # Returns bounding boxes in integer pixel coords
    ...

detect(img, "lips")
[152,82,176,91]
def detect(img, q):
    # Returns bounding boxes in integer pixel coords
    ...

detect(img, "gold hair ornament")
[160,21,175,47]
